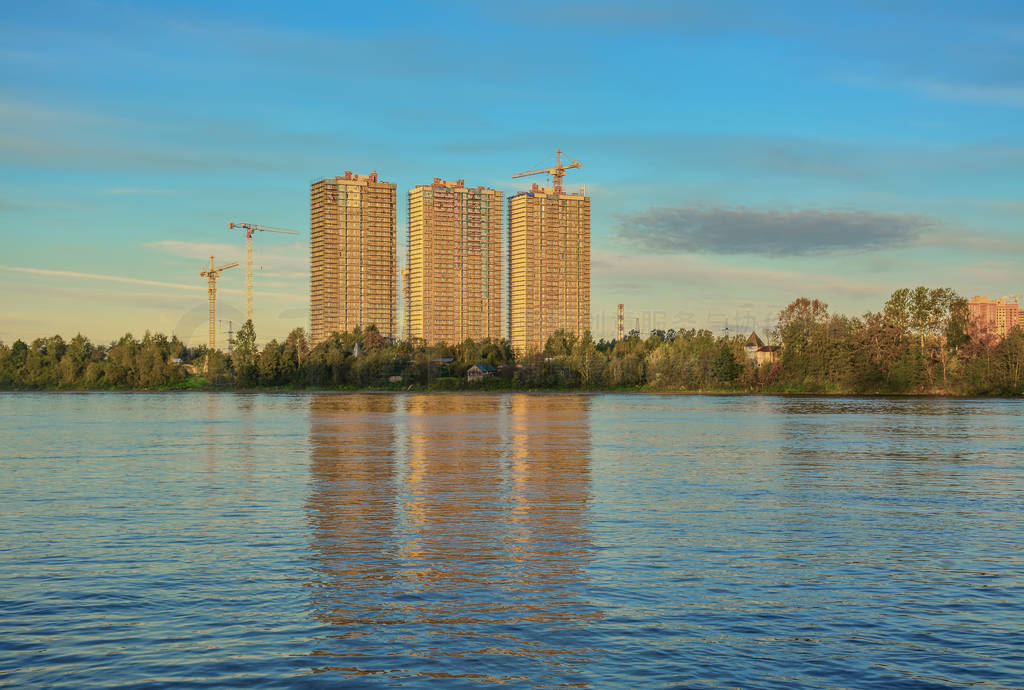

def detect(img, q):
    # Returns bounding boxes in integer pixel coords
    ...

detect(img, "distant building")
[968,296,1021,343]
[507,183,590,354]
[466,362,497,381]
[310,171,397,345]
[401,267,411,341]
[406,178,503,345]
[171,357,197,375]
[744,332,765,359]
[745,331,779,368]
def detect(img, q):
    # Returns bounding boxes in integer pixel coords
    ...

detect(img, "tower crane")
[512,149,582,195]
[228,222,300,323]
[200,256,239,351]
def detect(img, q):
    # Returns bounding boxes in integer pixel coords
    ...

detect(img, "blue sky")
[2,0,1022,344]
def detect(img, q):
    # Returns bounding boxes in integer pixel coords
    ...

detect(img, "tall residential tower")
[968,295,1021,342]
[405,178,503,345]
[310,171,397,344]
[507,182,590,354]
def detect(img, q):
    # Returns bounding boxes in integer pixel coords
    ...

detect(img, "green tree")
[205,349,232,386]
[0,342,12,387]
[544,330,578,358]
[710,343,741,384]
[258,340,285,386]
[996,327,1024,394]
[777,298,830,390]
[233,320,258,387]
[570,331,606,387]
[283,327,310,384]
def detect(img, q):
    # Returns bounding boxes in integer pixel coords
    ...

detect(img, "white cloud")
[143,240,239,261]
[144,239,308,271]
[0,264,202,292]
[0,264,303,299]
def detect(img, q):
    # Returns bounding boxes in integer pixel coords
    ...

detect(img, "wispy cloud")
[918,230,1024,254]
[445,131,1024,188]
[907,79,1024,107]
[616,205,937,256]
[144,239,308,271]
[591,248,884,298]
[143,240,239,261]
[483,1,769,35]
[0,264,302,299]
[103,187,172,196]
[0,264,202,291]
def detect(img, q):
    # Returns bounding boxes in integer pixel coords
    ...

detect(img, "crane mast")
[200,255,239,351]
[228,222,300,324]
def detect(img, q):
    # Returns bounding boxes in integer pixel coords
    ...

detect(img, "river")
[1,393,1021,687]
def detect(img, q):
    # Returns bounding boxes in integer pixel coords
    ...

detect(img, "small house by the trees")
[745,331,780,368]
[466,362,497,382]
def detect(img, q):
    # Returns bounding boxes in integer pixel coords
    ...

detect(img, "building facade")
[968,295,1021,342]
[507,183,590,354]
[405,178,503,345]
[310,171,397,344]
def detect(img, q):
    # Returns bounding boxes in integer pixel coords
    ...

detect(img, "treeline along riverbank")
[2,288,1023,395]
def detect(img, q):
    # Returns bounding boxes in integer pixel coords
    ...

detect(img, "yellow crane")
[228,221,300,323]
[200,256,239,351]
[512,149,582,195]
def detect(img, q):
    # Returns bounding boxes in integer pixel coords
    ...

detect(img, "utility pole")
[220,320,235,353]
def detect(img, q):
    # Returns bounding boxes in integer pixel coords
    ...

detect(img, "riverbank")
[5,293,1024,397]
[3,376,1020,398]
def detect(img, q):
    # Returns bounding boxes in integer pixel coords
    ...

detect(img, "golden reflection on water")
[306,393,597,680]
[507,395,593,594]
[401,394,506,591]
[307,394,399,627]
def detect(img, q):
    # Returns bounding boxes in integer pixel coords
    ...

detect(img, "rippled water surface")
[1,393,1022,687]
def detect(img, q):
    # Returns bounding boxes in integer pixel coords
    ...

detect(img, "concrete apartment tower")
[310,171,397,344]
[405,178,503,345]
[507,182,591,354]
[968,296,1021,342]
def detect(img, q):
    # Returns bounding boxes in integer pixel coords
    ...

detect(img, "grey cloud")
[617,206,937,256]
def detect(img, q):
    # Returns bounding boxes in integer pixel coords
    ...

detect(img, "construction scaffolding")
[507,182,591,355]
[310,171,397,344]
[406,178,503,346]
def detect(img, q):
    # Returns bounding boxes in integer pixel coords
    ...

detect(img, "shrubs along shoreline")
[3,289,1022,397]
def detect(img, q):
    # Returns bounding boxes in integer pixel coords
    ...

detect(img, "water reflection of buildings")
[506,395,594,607]
[305,393,597,682]
[307,394,399,628]
[402,394,507,591]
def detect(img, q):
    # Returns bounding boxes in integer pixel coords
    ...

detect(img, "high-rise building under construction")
[310,171,397,344]
[507,182,590,354]
[405,178,503,345]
